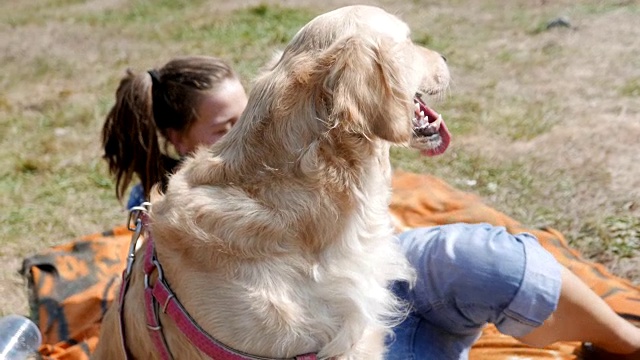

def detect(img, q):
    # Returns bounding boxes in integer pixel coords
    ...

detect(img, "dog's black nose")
[441,55,448,63]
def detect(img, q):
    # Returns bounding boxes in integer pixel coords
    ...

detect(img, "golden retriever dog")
[94,4,450,360]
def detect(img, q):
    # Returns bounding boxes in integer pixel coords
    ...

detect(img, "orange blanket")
[21,171,640,359]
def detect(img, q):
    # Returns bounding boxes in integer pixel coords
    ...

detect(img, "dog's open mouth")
[412,94,451,156]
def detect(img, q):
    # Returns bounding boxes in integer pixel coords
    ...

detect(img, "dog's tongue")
[415,98,451,156]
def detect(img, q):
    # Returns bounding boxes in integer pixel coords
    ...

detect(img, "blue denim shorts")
[385,223,562,360]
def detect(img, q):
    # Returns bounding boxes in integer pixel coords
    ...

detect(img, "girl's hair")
[102,56,237,202]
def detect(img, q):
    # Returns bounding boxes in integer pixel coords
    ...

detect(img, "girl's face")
[169,77,248,156]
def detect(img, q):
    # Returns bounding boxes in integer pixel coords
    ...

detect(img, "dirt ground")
[458,3,640,279]
[1,0,639,318]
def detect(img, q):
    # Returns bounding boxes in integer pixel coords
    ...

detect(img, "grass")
[573,215,640,259]
[620,77,640,97]
[1,0,639,317]
[391,146,571,228]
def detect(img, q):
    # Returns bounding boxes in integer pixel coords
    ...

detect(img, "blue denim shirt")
[126,183,146,210]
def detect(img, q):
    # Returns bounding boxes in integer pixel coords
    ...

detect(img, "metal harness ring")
[124,202,151,279]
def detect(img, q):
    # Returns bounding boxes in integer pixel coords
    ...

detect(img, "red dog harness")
[118,205,318,360]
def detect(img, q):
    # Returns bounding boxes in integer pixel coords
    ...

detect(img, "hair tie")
[147,69,161,86]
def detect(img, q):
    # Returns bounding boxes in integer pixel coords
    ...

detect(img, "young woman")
[102,55,640,359]
[102,55,247,209]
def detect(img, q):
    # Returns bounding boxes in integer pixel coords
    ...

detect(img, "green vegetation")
[620,77,640,97]
[574,215,640,259]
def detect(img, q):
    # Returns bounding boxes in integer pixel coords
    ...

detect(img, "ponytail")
[102,69,174,203]
[102,56,237,203]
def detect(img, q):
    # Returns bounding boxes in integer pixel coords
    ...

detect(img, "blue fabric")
[126,183,146,210]
[386,223,562,360]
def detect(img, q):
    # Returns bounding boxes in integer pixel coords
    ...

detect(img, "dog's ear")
[321,35,413,143]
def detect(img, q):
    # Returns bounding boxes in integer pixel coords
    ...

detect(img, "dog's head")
[254,5,451,157]
[174,5,452,193]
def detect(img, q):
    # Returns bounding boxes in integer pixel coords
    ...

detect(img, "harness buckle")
[124,202,151,279]
[144,258,164,289]
[127,202,151,231]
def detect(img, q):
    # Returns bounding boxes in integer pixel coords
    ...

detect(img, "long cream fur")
[94,5,449,360]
